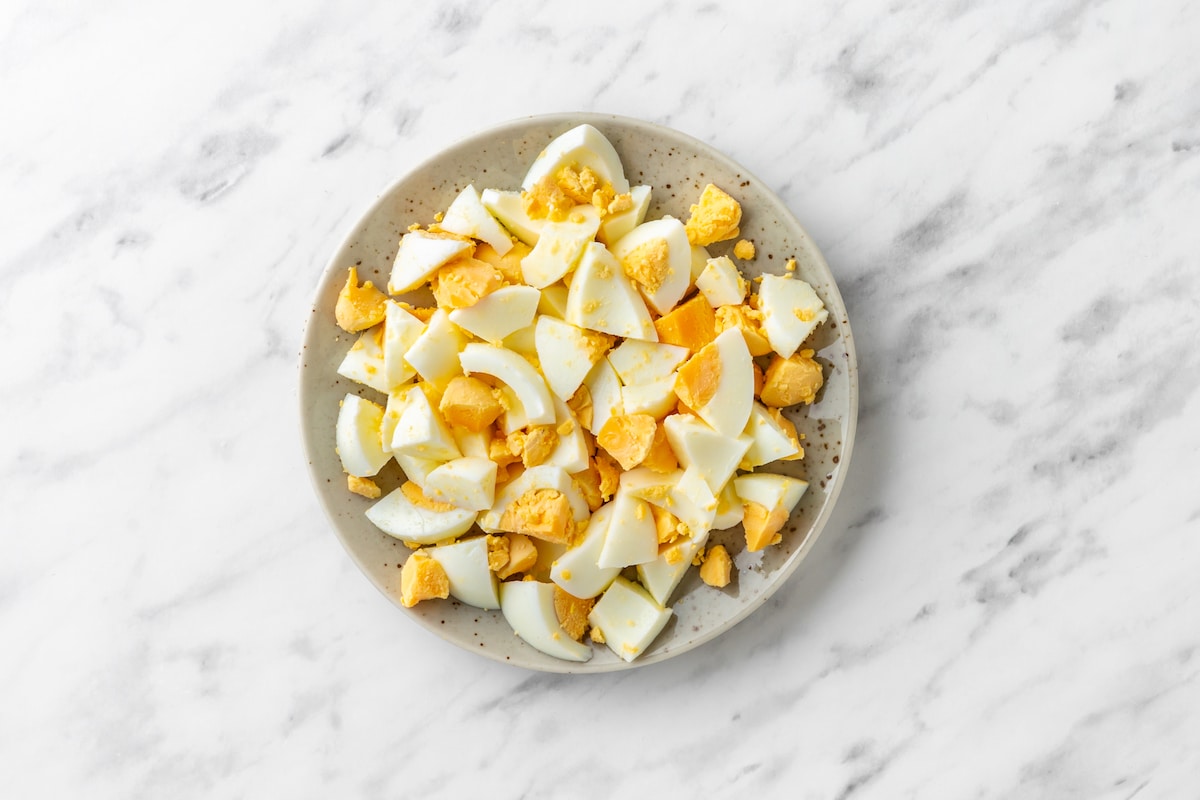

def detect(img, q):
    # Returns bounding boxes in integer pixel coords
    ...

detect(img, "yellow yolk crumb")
[431,258,503,310]
[553,585,596,641]
[399,551,450,607]
[654,294,716,353]
[699,545,732,587]
[651,505,682,544]
[499,489,576,544]
[675,343,723,411]
[567,385,594,430]
[590,626,606,644]
[486,535,510,571]
[760,350,824,407]
[664,543,686,565]
[439,375,504,432]
[743,500,789,551]
[785,258,797,273]
[335,266,388,332]
[767,407,805,461]
[555,164,601,204]
[523,175,574,221]
[641,423,678,474]
[597,414,658,470]
[714,304,772,357]
[684,184,742,246]
[594,452,621,501]
[400,481,457,513]
[620,238,671,293]
[521,425,559,468]
[579,329,615,362]
[474,240,528,284]
[733,239,756,260]
[489,436,522,468]
[347,475,381,499]
[496,533,538,579]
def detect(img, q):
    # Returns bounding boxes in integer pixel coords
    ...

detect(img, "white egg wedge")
[662,413,751,494]
[522,123,630,194]
[427,536,500,610]
[550,501,619,599]
[689,244,712,283]
[501,324,537,356]
[733,472,809,515]
[479,189,546,246]
[365,485,477,545]
[565,243,657,342]
[587,577,672,663]
[337,325,389,393]
[495,384,529,435]
[382,302,425,390]
[678,328,753,438]
[636,529,710,607]
[388,384,461,461]
[423,456,498,512]
[388,230,474,294]
[597,184,652,245]
[459,342,555,426]
[596,489,658,568]
[335,393,390,477]
[712,481,745,530]
[534,315,610,402]
[451,426,490,460]
[393,452,441,489]
[741,403,800,469]
[620,465,718,540]
[438,184,513,255]
[541,397,589,474]
[448,285,539,343]
[537,283,570,319]
[620,377,677,419]
[607,339,689,386]
[695,255,747,307]
[499,580,593,662]
[581,357,624,436]
[479,465,589,533]
[520,204,601,289]
[609,216,691,315]
[404,309,467,388]
[757,274,829,358]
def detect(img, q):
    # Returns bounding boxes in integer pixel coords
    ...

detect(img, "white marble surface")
[3,0,1199,796]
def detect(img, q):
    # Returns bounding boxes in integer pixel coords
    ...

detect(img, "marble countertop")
[4,0,1198,796]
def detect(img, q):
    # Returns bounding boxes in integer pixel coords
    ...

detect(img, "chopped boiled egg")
[480,465,589,538]
[683,183,742,246]
[520,204,601,288]
[620,378,678,420]
[587,577,672,662]
[597,184,652,245]
[620,465,718,540]
[609,216,691,315]
[653,293,716,353]
[550,501,620,598]
[388,383,462,461]
[674,328,753,438]
[636,528,710,606]
[607,339,689,386]
[580,356,624,436]
[438,375,504,433]
[534,316,613,402]
[479,189,545,246]
[427,536,500,609]
[714,304,772,357]
[695,255,748,307]
[404,309,468,388]
[389,230,475,294]
[761,350,824,407]
[337,324,389,394]
[522,123,631,195]
[382,301,425,390]
[553,586,595,641]
[399,550,450,607]
[741,402,800,468]
[459,343,555,426]
[565,242,658,342]
[336,266,388,332]
[596,489,658,568]
[733,473,809,551]
[698,544,733,588]
[438,184,513,255]
[366,481,478,545]
[423,456,498,511]
[499,580,593,662]
[661,412,751,493]
[757,274,829,358]
[335,393,390,477]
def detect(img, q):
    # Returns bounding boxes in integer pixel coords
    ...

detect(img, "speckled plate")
[300,113,858,672]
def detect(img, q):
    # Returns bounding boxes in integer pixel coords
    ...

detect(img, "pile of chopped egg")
[332,124,829,663]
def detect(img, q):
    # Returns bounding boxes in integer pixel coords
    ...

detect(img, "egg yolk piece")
[335,266,388,332]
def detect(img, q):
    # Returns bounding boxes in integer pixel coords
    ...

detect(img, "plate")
[299,113,858,672]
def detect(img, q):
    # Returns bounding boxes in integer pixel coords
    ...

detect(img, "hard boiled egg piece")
[388,230,474,294]
[337,325,388,393]
[404,309,468,388]
[479,465,589,533]
[607,339,689,387]
[695,255,747,307]
[480,189,545,246]
[500,580,593,662]
[620,378,677,420]
[620,465,717,540]
[609,216,691,315]
[540,397,589,474]
[712,480,745,530]
[689,244,712,283]
[389,384,461,461]
[382,302,425,390]
[565,243,657,342]
[662,413,751,494]
[423,456,498,511]
[596,489,657,568]
[427,536,500,609]
[550,501,620,599]
[581,357,624,436]
[460,342,555,426]
[534,315,611,402]
[674,328,753,437]
[741,402,800,468]
[520,204,601,288]
[365,484,477,545]
[597,184,652,245]
[522,123,630,194]
[636,528,709,607]
[587,577,672,662]
[438,184,513,255]
[393,452,441,489]
[448,285,539,343]
[733,472,809,552]
[757,274,829,358]
[336,393,390,477]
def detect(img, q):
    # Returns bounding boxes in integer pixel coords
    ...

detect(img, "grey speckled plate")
[299,113,858,673]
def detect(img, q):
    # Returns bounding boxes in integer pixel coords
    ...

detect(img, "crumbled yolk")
[743,500,789,551]
[760,350,823,407]
[654,294,716,353]
[474,240,528,284]
[400,481,457,512]
[590,626,606,644]
[684,184,742,246]
[597,413,658,471]
[439,375,504,432]
[497,533,538,579]
[523,175,574,221]
[620,238,671,293]
[520,425,558,468]
[699,544,733,587]
[486,534,510,571]
[675,343,723,411]
[714,304,772,357]
[499,489,576,544]
[733,239,756,260]
[651,505,682,544]
[553,585,596,641]
[640,423,678,474]
[567,385,594,430]
[489,435,522,468]
[593,452,621,501]
[399,551,450,607]
[571,464,604,512]
[555,164,601,204]
[347,475,381,499]
[335,266,388,332]
[431,258,503,310]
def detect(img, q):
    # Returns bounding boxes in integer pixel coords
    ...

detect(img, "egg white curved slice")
[712,481,745,531]
[336,393,390,477]
[581,357,624,436]
[388,230,474,294]
[337,325,388,393]
[695,255,747,308]
[365,486,477,545]
[534,316,610,402]
[388,384,461,461]
[427,536,500,609]
[522,123,630,194]
[520,204,601,289]
[597,184,652,245]
[382,302,425,390]
[587,577,672,662]
[404,309,468,388]
[424,456,498,511]
[448,285,540,343]
[479,189,546,246]
[439,184,513,255]
[620,465,717,540]
[541,397,589,474]
[680,328,753,438]
[596,489,658,568]
[662,413,751,494]
[565,243,657,342]
[479,465,589,533]
[550,501,619,599]
[500,580,593,662]
[741,402,800,469]
[636,528,709,607]
[459,343,554,426]
[757,274,829,358]
[620,377,677,419]
[609,216,691,315]
[607,339,689,386]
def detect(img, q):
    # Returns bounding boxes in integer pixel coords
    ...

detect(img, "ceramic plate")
[299,113,858,672]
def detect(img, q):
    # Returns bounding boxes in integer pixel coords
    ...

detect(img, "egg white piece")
[438,184,513,255]
[495,384,530,435]
[520,204,601,289]
[609,216,692,315]
[460,342,555,426]
[607,339,689,386]
[388,230,474,294]
[479,189,546,246]
[393,452,442,489]
[448,285,539,343]
[596,489,658,568]
[662,413,751,494]
[365,485,477,545]
[581,357,624,436]
[587,577,672,662]
[620,465,718,539]
[597,184,652,245]
[388,384,461,461]
[335,393,391,478]
[521,123,630,194]
[695,255,747,308]
[689,244,712,283]
[499,580,593,662]
[620,377,677,419]
[382,302,425,390]
[741,402,800,469]
[537,283,570,319]
[534,316,609,402]
[757,274,829,358]
[337,325,389,394]
[427,536,500,610]
[712,481,745,531]
[501,324,537,356]
[550,501,619,599]
[733,472,809,514]
[636,529,710,607]
[424,456,498,512]
[479,465,589,533]
[404,309,467,388]
[452,426,490,460]
[541,397,589,474]
[565,243,657,342]
[684,328,753,438]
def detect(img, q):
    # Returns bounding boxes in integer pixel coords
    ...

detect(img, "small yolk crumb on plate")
[553,585,596,641]
[760,350,823,407]
[596,414,658,470]
[684,184,742,246]
[399,551,450,607]
[699,544,733,587]
[733,239,756,260]
[439,375,504,431]
[347,475,381,499]
[335,266,388,332]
